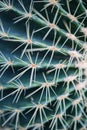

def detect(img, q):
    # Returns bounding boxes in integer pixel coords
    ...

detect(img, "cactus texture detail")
[0,0,87,130]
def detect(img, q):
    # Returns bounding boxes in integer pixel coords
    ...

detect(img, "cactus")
[0,0,87,129]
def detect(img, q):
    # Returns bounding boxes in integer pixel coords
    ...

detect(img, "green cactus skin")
[0,0,87,129]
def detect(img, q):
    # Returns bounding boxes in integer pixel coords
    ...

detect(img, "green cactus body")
[0,0,87,129]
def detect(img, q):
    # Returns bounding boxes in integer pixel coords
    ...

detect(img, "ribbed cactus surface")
[0,0,87,130]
